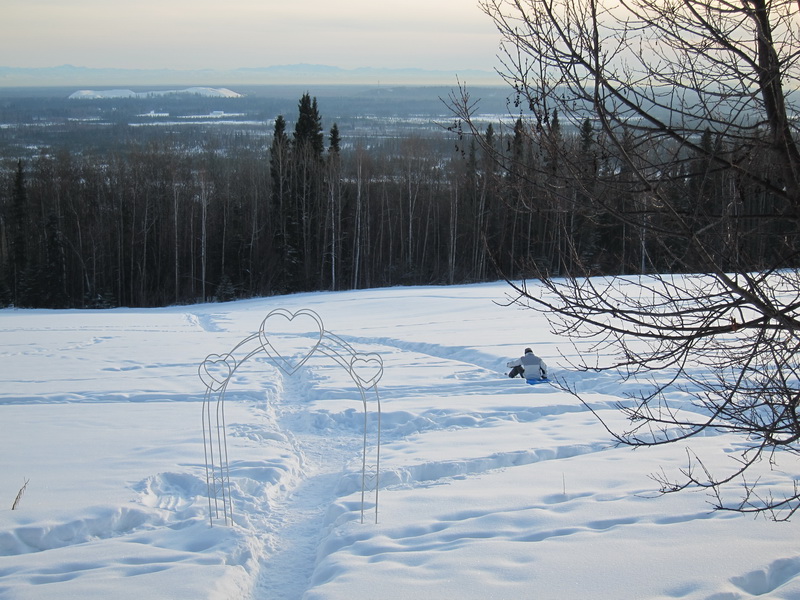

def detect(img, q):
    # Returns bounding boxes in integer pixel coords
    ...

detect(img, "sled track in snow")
[238,334,633,599]
[250,370,367,600]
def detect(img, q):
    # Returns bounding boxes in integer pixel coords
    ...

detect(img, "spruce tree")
[329,123,341,154]
[269,115,295,292]
[290,93,325,289]
[215,274,236,302]
[43,213,68,308]
[10,160,29,306]
[270,115,289,196]
[294,93,324,157]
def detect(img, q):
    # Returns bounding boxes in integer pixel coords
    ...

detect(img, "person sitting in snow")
[507,348,547,380]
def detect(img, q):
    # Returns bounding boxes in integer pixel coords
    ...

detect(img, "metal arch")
[199,308,384,526]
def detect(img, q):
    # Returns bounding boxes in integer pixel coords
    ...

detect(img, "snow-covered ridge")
[68,87,242,100]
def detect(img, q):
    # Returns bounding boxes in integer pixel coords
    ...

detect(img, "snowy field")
[2,280,800,600]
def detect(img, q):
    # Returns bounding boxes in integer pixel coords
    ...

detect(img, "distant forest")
[0,90,792,308]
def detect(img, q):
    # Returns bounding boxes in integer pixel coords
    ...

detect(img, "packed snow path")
[251,372,366,600]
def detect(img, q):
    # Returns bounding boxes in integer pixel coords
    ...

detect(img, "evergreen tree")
[0,277,10,307]
[270,115,289,193]
[43,213,68,308]
[329,123,341,154]
[294,94,324,157]
[324,123,343,290]
[580,118,594,157]
[10,160,29,306]
[290,93,325,288]
[269,115,294,291]
[545,108,561,175]
[215,274,236,302]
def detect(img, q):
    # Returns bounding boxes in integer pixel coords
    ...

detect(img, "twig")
[11,478,29,510]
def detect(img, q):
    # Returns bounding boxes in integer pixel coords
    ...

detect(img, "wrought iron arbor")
[199,308,384,526]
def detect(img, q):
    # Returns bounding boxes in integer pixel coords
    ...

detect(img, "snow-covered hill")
[68,86,242,100]
[1,281,799,599]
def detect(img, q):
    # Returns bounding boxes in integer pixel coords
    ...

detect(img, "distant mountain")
[0,64,501,87]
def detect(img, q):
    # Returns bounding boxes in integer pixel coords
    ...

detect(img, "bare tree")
[451,0,800,518]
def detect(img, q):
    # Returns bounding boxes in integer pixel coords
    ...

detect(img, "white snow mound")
[68,87,242,99]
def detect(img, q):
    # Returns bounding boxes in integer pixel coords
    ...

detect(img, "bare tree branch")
[452,0,800,519]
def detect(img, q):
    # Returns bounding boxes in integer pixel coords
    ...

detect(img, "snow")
[2,280,800,600]
[68,87,243,100]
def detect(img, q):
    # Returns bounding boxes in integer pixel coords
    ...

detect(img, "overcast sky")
[3,0,500,73]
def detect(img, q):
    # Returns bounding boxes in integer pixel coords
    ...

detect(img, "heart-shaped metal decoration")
[259,308,324,374]
[350,352,384,389]
[199,353,235,391]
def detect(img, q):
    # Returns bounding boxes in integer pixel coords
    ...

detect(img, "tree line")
[0,88,795,309]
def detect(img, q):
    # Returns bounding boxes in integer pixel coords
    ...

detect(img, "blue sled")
[526,378,549,386]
